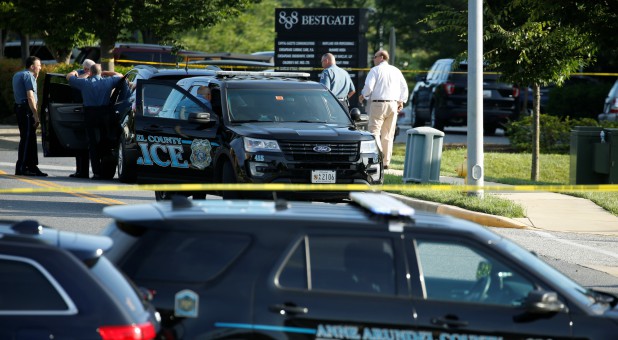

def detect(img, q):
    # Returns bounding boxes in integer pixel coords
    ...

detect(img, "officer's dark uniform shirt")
[68,75,121,106]
[319,64,355,100]
[12,70,37,105]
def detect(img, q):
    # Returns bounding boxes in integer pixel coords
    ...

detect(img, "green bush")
[505,115,600,154]
[546,82,613,120]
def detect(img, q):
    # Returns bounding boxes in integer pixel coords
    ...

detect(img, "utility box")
[403,127,444,183]
[570,126,608,184]
[600,128,618,184]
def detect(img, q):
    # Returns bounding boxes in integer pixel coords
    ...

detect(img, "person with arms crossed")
[66,64,123,180]
[359,50,408,169]
[13,56,47,176]
[320,53,355,109]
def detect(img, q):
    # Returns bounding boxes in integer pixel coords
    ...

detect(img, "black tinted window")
[123,231,251,283]
[415,239,534,306]
[0,258,69,311]
[278,236,395,295]
[226,89,350,124]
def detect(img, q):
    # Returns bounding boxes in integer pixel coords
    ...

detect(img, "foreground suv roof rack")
[214,70,310,79]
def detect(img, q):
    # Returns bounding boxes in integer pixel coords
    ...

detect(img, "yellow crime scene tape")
[2,182,618,195]
[104,57,618,77]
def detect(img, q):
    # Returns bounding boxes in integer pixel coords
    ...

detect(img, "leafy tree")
[129,0,259,47]
[24,0,95,63]
[0,0,38,63]
[424,0,596,181]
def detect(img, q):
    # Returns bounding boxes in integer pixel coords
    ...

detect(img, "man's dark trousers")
[84,106,110,177]
[15,103,38,174]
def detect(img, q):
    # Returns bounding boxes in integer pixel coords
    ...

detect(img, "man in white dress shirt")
[359,50,408,169]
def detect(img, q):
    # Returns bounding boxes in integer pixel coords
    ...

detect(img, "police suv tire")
[411,99,423,127]
[430,106,445,131]
[100,157,117,180]
[118,138,136,183]
[154,191,190,201]
[221,162,240,199]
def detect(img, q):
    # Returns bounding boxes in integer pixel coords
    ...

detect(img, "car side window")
[121,230,251,283]
[278,236,396,295]
[142,83,176,118]
[426,62,440,82]
[434,62,450,83]
[414,240,535,306]
[0,257,71,312]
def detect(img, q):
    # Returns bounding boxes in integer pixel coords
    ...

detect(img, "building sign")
[275,8,369,107]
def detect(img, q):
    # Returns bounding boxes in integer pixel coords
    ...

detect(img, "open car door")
[41,73,87,157]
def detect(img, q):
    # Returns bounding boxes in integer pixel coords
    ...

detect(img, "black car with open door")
[40,66,217,180]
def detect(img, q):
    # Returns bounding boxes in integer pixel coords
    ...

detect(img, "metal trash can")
[403,127,445,183]
[569,126,607,184]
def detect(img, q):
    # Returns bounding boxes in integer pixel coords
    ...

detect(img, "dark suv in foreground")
[412,58,520,135]
[0,219,159,339]
[103,193,618,340]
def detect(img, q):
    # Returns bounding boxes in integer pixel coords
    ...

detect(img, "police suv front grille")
[279,142,359,162]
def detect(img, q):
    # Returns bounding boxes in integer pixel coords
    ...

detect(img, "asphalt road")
[1,131,617,295]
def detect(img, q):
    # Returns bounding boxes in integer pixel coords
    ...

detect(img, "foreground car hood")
[230,122,373,141]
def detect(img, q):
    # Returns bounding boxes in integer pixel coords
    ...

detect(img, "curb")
[389,193,529,229]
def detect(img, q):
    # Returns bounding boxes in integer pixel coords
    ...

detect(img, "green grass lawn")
[388,144,618,217]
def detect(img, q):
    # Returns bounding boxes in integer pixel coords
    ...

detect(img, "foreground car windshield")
[226,88,351,124]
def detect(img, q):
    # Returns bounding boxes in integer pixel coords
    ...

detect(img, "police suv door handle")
[430,316,468,328]
[144,125,163,132]
[269,304,309,315]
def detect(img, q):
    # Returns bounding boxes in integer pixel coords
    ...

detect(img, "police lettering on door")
[136,134,212,169]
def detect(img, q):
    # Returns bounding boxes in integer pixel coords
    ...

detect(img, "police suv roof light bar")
[215,71,311,78]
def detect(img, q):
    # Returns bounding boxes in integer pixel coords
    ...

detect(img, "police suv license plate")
[312,170,336,183]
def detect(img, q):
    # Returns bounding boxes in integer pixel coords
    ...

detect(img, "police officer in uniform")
[66,64,122,180]
[319,53,355,109]
[13,56,47,176]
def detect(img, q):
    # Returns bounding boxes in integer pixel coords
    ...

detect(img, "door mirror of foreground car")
[523,290,567,314]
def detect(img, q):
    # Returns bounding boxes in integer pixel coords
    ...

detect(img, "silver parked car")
[599,78,618,122]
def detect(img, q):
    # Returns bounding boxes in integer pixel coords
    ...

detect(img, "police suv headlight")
[360,140,379,154]
[244,137,281,152]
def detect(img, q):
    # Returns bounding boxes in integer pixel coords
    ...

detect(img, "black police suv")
[137,71,379,201]
[42,68,381,201]
[412,58,520,135]
[41,65,217,180]
[102,193,618,340]
[0,219,159,340]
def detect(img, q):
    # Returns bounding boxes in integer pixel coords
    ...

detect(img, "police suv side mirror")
[188,112,211,124]
[523,290,566,314]
[350,108,362,122]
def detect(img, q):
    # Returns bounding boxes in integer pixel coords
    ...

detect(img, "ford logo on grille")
[313,145,332,153]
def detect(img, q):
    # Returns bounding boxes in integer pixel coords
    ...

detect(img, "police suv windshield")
[226,89,351,124]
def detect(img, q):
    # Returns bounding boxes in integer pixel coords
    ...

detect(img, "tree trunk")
[99,37,115,72]
[19,33,30,65]
[531,83,540,181]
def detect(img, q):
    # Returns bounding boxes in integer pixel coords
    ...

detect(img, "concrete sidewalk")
[386,169,618,237]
